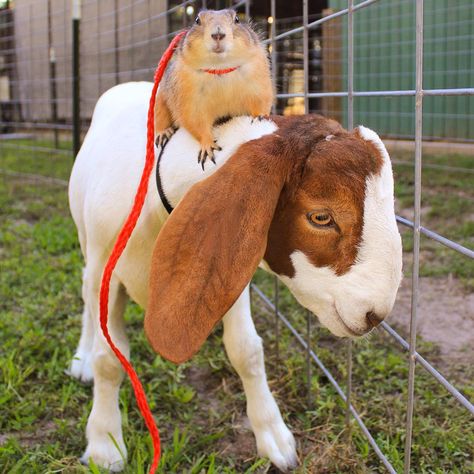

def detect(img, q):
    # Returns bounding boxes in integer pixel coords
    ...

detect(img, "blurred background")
[1,0,473,145]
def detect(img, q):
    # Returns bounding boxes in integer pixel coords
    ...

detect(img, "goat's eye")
[195,16,201,25]
[307,211,333,227]
[234,15,240,24]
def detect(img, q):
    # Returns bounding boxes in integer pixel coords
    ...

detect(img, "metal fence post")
[72,0,81,158]
[347,0,354,131]
[274,276,280,361]
[114,0,119,85]
[306,310,312,406]
[302,0,312,407]
[270,0,276,112]
[345,0,354,437]
[404,1,424,472]
[47,0,58,149]
[97,1,102,96]
[270,0,279,366]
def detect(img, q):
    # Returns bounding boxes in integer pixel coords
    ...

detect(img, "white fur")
[160,115,277,207]
[68,82,401,471]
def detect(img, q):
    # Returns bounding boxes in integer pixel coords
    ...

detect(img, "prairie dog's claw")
[155,126,177,148]
[251,115,266,124]
[197,142,221,170]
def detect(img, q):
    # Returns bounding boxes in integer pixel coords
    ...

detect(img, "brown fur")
[154,9,273,155]
[145,115,384,363]
[265,115,384,277]
[146,135,289,364]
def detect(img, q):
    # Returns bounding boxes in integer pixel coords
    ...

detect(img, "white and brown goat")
[68,82,402,472]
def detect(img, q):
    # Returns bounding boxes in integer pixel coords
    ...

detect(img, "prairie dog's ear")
[145,136,290,363]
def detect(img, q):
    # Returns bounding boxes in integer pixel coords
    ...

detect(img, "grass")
[0,139,473,473]
[392,152,474,289]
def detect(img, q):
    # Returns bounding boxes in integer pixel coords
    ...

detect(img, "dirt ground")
[389,275,474,369]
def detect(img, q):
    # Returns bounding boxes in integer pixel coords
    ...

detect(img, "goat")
[68,81,403,472]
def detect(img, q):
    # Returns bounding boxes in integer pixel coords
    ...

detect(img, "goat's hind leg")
[223,287,298,472]
[81,262,129,472]
[68,267,95,383]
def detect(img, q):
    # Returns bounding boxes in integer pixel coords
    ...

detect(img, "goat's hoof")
[81,440,127,472]
[67,352,93,384]
[155,126,177,148]
[256,424,298,472]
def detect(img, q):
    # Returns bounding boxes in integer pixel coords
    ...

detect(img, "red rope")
[98,30,187,474]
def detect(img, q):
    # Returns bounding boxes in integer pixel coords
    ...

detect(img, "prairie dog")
[154,9,274,166]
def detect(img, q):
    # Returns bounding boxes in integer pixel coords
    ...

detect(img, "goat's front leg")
[223,286,298,472]
[81,271,129,472]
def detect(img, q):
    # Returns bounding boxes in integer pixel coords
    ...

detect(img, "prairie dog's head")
[180,9,264,68]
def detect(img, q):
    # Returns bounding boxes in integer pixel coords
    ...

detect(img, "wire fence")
[0,1,473,472]
[266,3,473,473]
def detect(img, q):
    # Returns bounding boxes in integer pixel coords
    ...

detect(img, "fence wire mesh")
[0,0,473,472]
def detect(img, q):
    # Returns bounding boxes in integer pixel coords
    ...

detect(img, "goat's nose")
[365,311,383,329]
[211,31,226,41]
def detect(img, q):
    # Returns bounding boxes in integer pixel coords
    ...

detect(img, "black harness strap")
[155,139,174,214]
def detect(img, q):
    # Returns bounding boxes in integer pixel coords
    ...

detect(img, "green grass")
[0,141,473,473]
[392,152,474,289]
[0,139,72,181]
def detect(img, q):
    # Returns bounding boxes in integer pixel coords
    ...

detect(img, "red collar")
[201,66,239,75]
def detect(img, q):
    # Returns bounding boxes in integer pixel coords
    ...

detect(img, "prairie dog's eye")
[234,15,240,24]
[195,16,201,25]
[307,211,333,227]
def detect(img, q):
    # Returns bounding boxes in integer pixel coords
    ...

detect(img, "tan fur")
[154,9,273,159]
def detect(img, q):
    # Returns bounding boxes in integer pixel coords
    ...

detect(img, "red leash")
[98,31,186,474]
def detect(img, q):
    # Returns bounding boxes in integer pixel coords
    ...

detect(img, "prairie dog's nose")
[211,27,225,41]
[365,311,383,329]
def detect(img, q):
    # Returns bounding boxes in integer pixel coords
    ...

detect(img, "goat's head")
[145,115,402,363]
[265,117,402,337]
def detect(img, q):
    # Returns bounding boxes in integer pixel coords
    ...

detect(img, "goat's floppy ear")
[145,135,289,363]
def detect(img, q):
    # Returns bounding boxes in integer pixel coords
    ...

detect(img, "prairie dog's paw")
[155,126,177,148]
[251,115,268,124]
[197,140,222,170]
